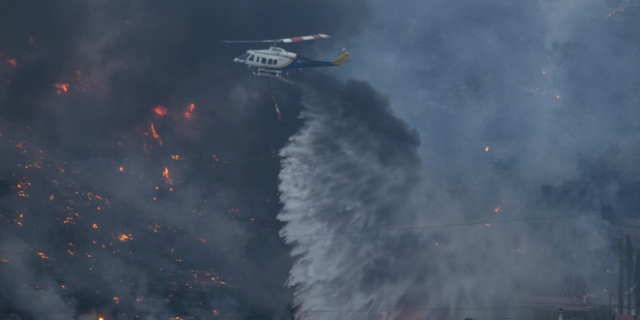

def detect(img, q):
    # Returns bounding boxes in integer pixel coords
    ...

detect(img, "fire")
[485,146,489,152]
[119,167,123,172]
[54,83,69,94]
[184,104,195,118]
[172,155,179,160]
[8,59,16,66]
[118,234,132,242]
[154,106,167,116]
[162,167,173,184]
[49,195,54,200]
[37,252,49,259]
[495,206,500,212]
[150,123,162,145]
[93,224,98,229]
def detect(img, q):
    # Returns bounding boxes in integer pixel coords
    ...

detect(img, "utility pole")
[621,238,625,314]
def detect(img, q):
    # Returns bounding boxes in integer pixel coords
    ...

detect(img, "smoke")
[278,81,615,320]
[277,0,640,319]
[0,1,371,319]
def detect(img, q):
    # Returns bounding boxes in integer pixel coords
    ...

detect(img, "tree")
[562,275,587,298]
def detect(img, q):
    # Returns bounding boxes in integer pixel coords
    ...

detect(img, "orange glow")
[485,146,489,152]
[495,206,500,212]
[150,123,162,145]
[8,59,16,66]
[54,83,69,93]
[99,318,104,320]
[37,252,49,259]
[118,234,132,242]
[163,167,173,184]
[154,106,167,116]
[542,71,546,74]
[93,224,98,229]
[49,195,54,200]
[556,95,560,99]
[119,167,124,172]
[184,103,195,118]
[172,155,179,160]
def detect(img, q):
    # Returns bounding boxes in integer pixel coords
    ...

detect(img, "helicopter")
[223,34,351,77]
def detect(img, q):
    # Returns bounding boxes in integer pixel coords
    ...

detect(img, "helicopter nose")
[233,58,241,63]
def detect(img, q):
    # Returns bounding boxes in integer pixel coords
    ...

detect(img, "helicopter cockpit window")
[268,58,273,65]
[261,57,267,64]
[248,55,254,61]
[240,52,250,59]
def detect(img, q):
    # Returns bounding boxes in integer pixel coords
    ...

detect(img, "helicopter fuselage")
[233,46,336,71]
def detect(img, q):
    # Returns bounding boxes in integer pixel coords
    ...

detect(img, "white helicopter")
[224,34,351,77]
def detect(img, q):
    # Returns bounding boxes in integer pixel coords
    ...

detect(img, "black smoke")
[0,1,370,319]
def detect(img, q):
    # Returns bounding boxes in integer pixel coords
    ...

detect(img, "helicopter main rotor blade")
[222,40,278,43]
[280,34,330,43]
[222,34,330,44]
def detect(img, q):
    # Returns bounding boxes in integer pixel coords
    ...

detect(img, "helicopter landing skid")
[253,68,282,78]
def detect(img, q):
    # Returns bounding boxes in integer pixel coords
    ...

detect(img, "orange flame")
[93,224,98,229]
[485,146,489,152]
[118,234,132,242]
[184,104,195,119]
[150,123,162,145]
[163,167,173,184]
[55,83,69,93]
[154,106,167,116]
[495,206,500,212]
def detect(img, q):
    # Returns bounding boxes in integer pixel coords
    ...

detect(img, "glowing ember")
[485,146,489,152]
[8,59,16,66]
[495,206,500,212]
[54,83,69,94]
[93,224,98,229]
[150,123,162,145]
[37,252,49,259]
[162,167,173,184]
[184,104,195,118]
[172,155,180,160]
[118,234,133,242]
[119,167,124,172]
[154,106,168,116]
[542,71,546,74]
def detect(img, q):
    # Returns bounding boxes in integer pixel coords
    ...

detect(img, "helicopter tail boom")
[333,52,351,66]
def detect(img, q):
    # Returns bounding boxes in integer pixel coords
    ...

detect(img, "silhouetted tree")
[562,275,587,298]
